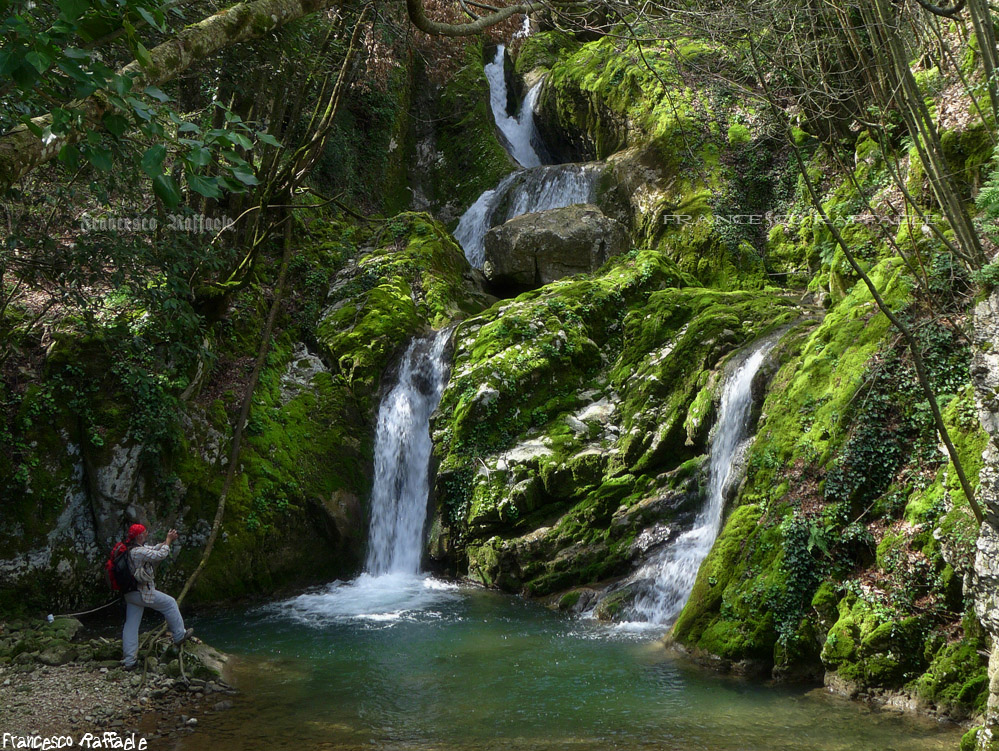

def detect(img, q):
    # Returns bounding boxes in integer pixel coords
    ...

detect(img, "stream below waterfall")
[179,583,961,751]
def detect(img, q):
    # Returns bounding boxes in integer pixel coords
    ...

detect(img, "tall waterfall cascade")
[274,329,456,624]
[365,329,452,575]
[455,46,602,268]
[623,338,776,625]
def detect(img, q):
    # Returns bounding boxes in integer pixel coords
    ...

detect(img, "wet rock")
[483,204,629,291]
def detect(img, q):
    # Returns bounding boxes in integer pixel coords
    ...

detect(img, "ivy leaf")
[152,174,182,207]
[140,144,166,177]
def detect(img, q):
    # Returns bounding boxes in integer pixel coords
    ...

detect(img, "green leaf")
[58,144,81,171]
[135,41,153,70]
[0,49,20,77]
[103,113,129,138]
[152,174,182,207]
[11,62,39,88]
[230,132,253,150]
[143,84,170,102]
[127,96,153,121]
[229,167,259,186]
[63,47,90,60]
[140,144,166,177]
[84,145,113,171]
[24,50,52,74]
[186,146,211,167]
[135,6,165,32]
[111,74,133,96]
[256,132,281,148]
[219,176,247,193]
[187,173,221,198]
[57,0,89,21]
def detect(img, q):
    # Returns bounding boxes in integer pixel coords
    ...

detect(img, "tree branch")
[912,0,967,17]
[405,0,549,36]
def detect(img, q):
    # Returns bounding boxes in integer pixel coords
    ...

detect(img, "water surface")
[181,575,961,751]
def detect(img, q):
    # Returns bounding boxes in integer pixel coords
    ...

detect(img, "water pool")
[178,574,962,751]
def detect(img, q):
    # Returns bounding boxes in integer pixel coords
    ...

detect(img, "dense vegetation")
[4,0,999,745]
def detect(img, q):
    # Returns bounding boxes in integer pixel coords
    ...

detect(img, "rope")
[50,598,121,619]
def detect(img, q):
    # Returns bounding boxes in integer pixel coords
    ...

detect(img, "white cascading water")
[454,45,602,268]
[485,44,541,168]
[365,329,452,575]
[454,164,601,268]
[271,329,457,625]
[623,339,776,625]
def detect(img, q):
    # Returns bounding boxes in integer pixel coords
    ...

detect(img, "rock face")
[483,204,629,290]
[972,289,999,750]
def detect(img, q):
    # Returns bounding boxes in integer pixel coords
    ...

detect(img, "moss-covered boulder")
[429,246,800,594]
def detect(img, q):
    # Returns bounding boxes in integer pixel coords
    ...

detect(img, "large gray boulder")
[483,204,630,290]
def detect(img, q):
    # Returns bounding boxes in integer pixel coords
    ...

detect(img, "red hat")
[126,523,146,541]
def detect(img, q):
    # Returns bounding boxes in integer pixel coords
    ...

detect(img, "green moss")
[727,123,751,146]
[424,41,516,221]
[430,239,799,594]
[514,31,580,75]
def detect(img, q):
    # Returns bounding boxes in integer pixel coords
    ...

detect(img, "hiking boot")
[121,662,138,672]
[174,627,194,645]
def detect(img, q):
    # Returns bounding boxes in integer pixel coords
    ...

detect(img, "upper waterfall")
[485,44,542,168]
[455,45,604,268]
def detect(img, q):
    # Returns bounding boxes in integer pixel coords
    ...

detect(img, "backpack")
[106,542,138,593]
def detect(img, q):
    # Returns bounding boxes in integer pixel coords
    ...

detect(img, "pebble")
[185,718,198,727]
[213,700,233,711]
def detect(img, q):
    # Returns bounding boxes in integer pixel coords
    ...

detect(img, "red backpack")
[105,542,138,593]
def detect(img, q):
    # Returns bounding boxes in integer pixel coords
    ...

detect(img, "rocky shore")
[0,616,235,745]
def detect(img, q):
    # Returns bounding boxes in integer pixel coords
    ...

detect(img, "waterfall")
[365,329,452,575]
[485,44,541,168]
[454,45,604,268]
[454,163,601,268]
[623,338,775,625]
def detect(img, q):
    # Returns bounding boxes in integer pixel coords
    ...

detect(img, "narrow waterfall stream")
[484,44,542,168]
[366,330,452,575]
[623,339,776,624]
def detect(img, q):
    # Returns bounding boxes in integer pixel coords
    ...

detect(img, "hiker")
[120,523,193,670]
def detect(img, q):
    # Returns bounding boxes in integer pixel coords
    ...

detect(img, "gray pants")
[122,589,186,667]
